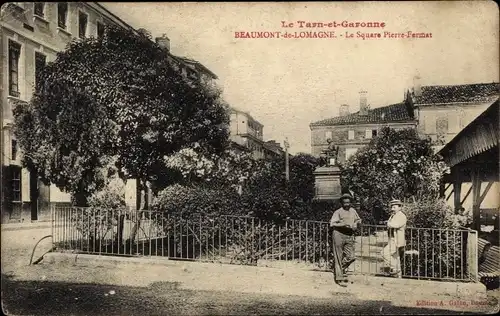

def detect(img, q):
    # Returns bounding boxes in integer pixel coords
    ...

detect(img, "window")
[325,131,332,140]
[35,52,46,86]
[12,168,21,202]
[458,109,466,129]
[345,148,358,160]
[348,130,355,140]
[436,116,449,135]
[34,2,45,17]
[58,3,68,29]
[78,12,88,38]
[8,40,21,98]
[97,22,105,39]
[11,139,18,161]
[365,130,373,139]
[372,129,378,137]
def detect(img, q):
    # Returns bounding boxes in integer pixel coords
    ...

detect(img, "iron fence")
[51,207,478,282]
[353,225,478,282]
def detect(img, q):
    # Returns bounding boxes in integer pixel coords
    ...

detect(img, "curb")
[1,223,60,231]
[44,252,487,301]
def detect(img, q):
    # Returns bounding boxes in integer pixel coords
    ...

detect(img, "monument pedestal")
[313,165,342,201]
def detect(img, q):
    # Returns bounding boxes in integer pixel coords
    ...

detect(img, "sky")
[103,1,499,154]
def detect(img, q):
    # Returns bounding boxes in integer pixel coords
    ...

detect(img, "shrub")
[151,184,246,217]
[404,199,472,229]
[402,199,472,279]
[66,176,128,252]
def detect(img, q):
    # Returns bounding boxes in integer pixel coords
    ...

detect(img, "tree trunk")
[115,213,125,252]
[74,192,89,207]
[128,179,146,249]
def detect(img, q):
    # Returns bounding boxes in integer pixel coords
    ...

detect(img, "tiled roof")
[412,83,499,105]
[310,103,414,127]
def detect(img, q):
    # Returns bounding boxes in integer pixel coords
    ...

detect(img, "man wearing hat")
[329,193,362,286]
[382,199,407,277]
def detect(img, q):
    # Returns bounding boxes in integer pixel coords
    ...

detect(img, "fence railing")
[51,207,478,282]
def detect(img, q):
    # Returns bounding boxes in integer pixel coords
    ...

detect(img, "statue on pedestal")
[323,139,339,166]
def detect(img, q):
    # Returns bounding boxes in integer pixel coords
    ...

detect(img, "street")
[2,274,481,316]
[2,226,498,315]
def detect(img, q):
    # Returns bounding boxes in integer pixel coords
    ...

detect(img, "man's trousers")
[331,229,356,282]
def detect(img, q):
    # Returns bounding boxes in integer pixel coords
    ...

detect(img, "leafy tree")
[289,153,322,203]
[162,147,256,191]
[240,153,322,221]
[13,25,230,206]
[340,127,450,222]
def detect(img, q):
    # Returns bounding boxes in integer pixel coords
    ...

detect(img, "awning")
[439,100,499,167]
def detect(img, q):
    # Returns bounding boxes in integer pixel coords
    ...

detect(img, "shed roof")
[438,100,499,167]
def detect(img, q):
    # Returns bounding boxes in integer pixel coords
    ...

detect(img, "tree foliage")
[240,153,322,221]
[340,127,450,222]
[155,150,322,222]
[162,147,257,191]
[13,25,230,205]
[151,184,246,217]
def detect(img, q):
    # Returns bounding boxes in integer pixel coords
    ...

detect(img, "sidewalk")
[1,220,54,231]
[38,252,498,314]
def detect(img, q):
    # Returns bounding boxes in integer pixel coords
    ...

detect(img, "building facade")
[405,79,499,151]
[263,140,285,159]
[0,2,147,222]
[229,108,266,160]
[311,81,499,164]
[310,91,417,164]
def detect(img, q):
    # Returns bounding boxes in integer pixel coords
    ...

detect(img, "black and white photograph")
[1,1,499,315]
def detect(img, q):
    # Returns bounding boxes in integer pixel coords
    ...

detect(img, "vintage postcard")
[1,1,499,315]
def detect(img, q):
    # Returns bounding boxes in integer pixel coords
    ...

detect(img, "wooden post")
[439,181,445,199]
[471,169,481,232]
[0,94,3,221]
[453,181,462,211]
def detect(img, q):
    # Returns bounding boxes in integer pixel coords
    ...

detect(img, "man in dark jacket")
[330,193,361,286]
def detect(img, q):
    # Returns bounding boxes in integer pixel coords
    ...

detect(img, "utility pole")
[284,138,290,181]
[0,26,4,219]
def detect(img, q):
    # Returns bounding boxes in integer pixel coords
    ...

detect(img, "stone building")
[229,108,285,160]
[310,91,417,164]
[310,80,499,164]
[229,108,265,160]
[1,2,145,222]
[404,78,499,152]
[263,140,285,159]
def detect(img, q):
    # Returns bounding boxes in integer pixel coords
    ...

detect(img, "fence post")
[51,204,55,247]
[117,211,125,253]
[466,229,478,281]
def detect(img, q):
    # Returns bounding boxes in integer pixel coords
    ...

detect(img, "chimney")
[339,104,350,116]
[359,90,368,116]
[413,74,422,97]
[155,34,170,52]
